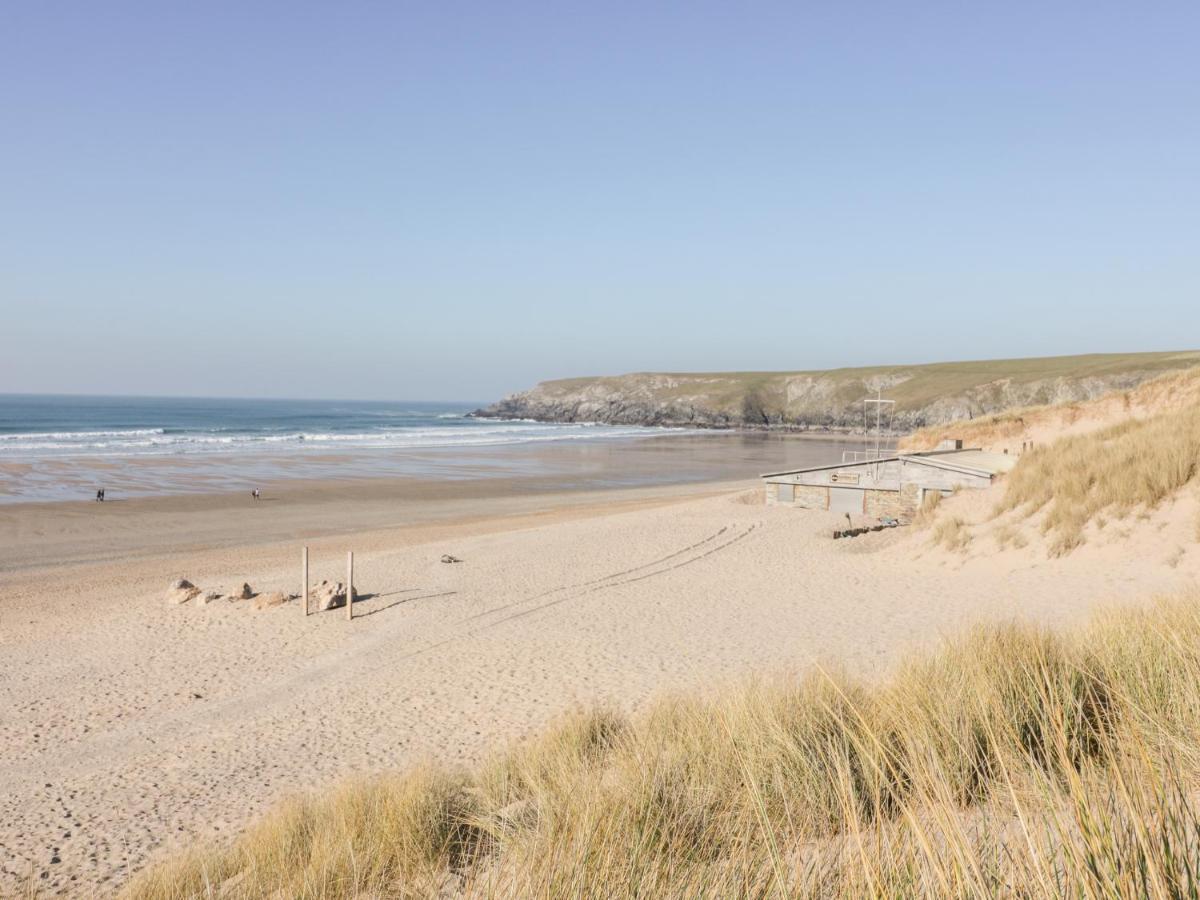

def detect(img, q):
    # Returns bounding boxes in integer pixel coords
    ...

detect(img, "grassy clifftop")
[476,350,1200,432]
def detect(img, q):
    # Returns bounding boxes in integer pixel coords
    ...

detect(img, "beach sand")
[2,476,1195,895]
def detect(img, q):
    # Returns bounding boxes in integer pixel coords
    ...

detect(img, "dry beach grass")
[901,365,1200,455]
[899,369,1200,559]
[993,403,1200,556]
[125,594,1200,899]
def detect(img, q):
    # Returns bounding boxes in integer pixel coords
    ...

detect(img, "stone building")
[761,442,1016,518]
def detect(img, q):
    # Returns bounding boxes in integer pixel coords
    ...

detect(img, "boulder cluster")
[165,578,295,610]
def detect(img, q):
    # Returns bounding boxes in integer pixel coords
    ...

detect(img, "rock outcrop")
[473,352,1200,433]
[252,591,291,610]
[310,580,355,612]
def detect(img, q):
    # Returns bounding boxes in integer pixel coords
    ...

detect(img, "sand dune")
[3,477,1196,894]
[901,365,1200,454]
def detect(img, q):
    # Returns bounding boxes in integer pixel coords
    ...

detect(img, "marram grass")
[124,595,1200,899]
[995,403,1200,555]
[901,363,1200,454]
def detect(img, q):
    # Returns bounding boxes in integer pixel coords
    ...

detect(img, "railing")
[841,448,894,464]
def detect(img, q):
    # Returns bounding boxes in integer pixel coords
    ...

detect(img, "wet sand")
[0,430,879,503]
[0,475,748,574]
[0,432,875,572]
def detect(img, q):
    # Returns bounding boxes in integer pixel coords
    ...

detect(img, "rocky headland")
[474,351,1200,433]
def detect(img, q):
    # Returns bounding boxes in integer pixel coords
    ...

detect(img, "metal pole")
[302,546,309,617]
[346,551,354,621]
[863,391,895,480]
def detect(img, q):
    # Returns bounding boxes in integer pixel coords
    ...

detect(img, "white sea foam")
[0,422,685,457]
[0,428,166,441]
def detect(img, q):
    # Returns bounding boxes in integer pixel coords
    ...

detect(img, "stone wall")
[772,479,936,518]
[765,482,829,508]
[864,483,920,519]
[794,485,829,509]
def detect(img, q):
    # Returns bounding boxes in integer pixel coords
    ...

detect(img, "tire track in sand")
[457,524,732,625]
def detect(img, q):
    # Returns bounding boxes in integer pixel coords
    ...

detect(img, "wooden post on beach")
[301,546,309,617]
[346,551,354,621]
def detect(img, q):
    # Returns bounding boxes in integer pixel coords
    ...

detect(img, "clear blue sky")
[3,2,1197,401]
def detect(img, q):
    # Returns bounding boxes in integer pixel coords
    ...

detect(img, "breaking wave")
[0,422,678,456]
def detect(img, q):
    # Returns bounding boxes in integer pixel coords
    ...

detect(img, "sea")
[0,394,876,503]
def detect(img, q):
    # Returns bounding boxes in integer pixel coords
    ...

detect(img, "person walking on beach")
[96,488,105,502]
[251,488,260,501]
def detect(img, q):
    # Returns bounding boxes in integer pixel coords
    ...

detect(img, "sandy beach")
[3,466,1197,896]
[6,1,1197,891]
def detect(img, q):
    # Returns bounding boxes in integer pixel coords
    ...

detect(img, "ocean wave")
[0,423,684,456]
[0,428,166,441]
[374,409,466,419]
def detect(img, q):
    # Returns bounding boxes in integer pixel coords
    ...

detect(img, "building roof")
[761,447,1016,480]
[760,456,899,479]
[907,449,1016,476]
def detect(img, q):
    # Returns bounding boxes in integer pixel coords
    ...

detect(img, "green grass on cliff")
[533,350,1200,416]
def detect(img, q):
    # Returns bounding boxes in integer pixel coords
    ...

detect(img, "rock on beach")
[165,579,200,605]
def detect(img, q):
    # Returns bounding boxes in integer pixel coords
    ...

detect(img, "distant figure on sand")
[251,489,260,501]
[95,488,105,502]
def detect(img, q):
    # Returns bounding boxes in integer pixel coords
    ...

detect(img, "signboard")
[831,471,860,485]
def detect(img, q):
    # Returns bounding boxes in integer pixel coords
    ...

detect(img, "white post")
[346,551,354,621]
[302,546,309,617]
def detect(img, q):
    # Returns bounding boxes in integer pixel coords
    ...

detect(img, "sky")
[2,2,1198,401]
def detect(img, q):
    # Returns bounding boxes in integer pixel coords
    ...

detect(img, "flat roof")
[912,449,1016,476]
[760,456,900,479]
[761,447,1016,480]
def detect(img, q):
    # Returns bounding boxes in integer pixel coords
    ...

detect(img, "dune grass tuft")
[994,403,1200,555]
[912,489,941,528]
[900,365,1200,453]
[122,593,1200,899]
[931,515,971,551]
[992,522,1028,549]
[125,767,479,899]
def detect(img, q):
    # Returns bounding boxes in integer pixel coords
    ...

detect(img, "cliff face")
[474,351,1200,433]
